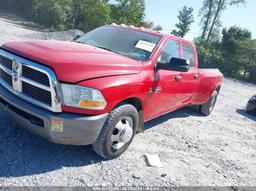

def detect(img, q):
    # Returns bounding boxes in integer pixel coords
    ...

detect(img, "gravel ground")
[0,12,256,187]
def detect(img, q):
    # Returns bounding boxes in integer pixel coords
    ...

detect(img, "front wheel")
[92,104,139,159]
[200,90,218,116]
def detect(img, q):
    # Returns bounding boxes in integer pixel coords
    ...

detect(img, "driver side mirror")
[156,57,190,72]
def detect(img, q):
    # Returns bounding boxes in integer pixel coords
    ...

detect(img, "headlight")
[61,84,107,110]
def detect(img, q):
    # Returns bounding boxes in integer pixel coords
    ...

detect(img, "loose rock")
[144,154,163,167]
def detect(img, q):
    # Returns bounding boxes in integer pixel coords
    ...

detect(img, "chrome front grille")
[0,55,12,71]
[22,65,50,86]
[22,81,52,106]
[0,69,12,86]
[0,49,62,112]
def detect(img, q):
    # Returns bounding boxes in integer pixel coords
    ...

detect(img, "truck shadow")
[0,116,103,177]
[0,107,201,178]
[145,107,203,130]
[236,109,256,121]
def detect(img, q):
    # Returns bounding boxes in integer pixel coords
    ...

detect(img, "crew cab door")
[144,39,186,120]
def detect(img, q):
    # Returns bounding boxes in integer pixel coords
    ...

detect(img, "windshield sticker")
[135,40,156,52]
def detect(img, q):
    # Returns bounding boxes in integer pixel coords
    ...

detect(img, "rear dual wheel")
[200,90,218,116]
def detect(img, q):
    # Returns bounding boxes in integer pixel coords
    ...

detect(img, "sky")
[144,0,256,40]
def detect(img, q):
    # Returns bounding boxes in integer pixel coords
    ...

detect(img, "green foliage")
[1,0,149,32]
[171,6,194,38]
[32,0,111,31]
[220,26,255,80]
[110,0,145,26]
[153,25,163,31]
[78,0,111,32]
[196,0,256,84]
[195,26,256,84]
[142,21,163,31]
[31,0,68,30]
[195,38,223,69]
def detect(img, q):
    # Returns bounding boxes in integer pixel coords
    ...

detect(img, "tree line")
[1,0,161,32]
[171,0,255,83]
[1,0,255,83]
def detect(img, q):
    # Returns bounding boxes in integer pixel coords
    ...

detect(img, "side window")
[183,44,195,67]
[158,40,180,64]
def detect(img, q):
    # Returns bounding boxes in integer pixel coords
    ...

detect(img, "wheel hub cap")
[120,126,133,143]
[111,116,133,150]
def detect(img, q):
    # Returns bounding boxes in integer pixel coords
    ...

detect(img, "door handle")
[175,76,182,81]
[194,74,199,80]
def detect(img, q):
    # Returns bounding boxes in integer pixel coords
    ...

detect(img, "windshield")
[76,26,162,61]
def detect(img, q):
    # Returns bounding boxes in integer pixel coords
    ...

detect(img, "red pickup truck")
[0,25,223,159]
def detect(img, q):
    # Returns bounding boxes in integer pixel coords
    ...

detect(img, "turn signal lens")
[79,100,106,108]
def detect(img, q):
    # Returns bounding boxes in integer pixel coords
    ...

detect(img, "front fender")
[62,73,150,115]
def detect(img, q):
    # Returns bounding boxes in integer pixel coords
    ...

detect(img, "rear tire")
[200,91,218,116]
[92,104,139,159]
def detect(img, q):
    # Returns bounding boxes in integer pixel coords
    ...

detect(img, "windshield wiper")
[94,46,113,52]
[74,41,84,44]
[94,46,121,55]
[75,43,118,54]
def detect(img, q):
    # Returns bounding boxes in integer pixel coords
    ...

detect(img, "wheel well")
[118,98,144,133]
[122,98,143,112]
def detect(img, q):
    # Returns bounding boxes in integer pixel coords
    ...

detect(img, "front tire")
[92,104,139,159]
[200,91,218,116]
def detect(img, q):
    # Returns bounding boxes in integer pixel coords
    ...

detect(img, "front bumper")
[0,85,108,145]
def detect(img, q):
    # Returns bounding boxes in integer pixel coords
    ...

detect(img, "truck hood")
[2,40,142,83]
